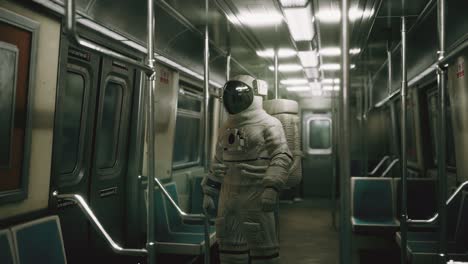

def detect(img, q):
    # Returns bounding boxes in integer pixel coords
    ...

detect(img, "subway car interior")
[1,0,468,263]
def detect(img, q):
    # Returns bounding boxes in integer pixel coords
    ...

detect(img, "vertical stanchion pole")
[203,0,210,173]
[146,0,157,263]
[400,16,408,264]
[274,48,279,99]
[203,1,211,263]
[387,40,393,95]
[436,0,447,262]
[339,0,351,262]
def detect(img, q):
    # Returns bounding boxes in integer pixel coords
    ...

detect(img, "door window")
[96,79,124,170]
[307,117,332,154]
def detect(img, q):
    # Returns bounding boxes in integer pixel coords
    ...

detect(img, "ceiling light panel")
[286,86,310,92]
[316,7,375,23]
[284,7,314,41]
[268,64,303,72]
[280,0,309,7]
[319,47,361,56]
[319,47,340,56]
[322,78,340,84]
[320,64,356,71]
[228,11,283,27]
[281,78,308,85]
[298,50,318,67]
[256,48,297,58]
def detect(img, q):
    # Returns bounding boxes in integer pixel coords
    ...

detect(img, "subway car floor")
[279,199,339,264]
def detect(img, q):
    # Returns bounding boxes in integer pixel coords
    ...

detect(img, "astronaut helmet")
[222,75,268,114]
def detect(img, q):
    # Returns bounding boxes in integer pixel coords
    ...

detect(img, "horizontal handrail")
[149,176,208,221]
[381,158,400,177]
[65,0,153,75]
[368,156,390,176]
[52,191,148,256]
[408,180,468,224]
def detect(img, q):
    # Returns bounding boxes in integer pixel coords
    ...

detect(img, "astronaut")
[202,75,292,264]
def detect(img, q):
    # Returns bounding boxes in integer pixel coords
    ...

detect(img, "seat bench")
[396,191,468,263]
[0,216,67,264]
[148,182,217,256]
[351,177,400,234]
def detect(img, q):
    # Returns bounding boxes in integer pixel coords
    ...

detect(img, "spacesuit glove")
[203,194,216,213]
[261,188,278,212]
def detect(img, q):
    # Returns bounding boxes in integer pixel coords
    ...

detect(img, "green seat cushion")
[0,230,15,264]
[12,216,66,264]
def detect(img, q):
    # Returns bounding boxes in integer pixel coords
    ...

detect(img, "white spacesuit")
[202,75,292,264]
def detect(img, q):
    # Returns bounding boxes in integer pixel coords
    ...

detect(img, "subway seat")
[10,216,67,264]
[395,192,468,263]
[351,177,400,234]
[0,229,17,264]
[150,182,216,255]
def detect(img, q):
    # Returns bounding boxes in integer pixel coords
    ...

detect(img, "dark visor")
[223,80,254,114]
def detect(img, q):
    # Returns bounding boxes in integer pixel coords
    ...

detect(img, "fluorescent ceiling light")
[316,8,341,23]
[268,64,303,72]
[350,48,361,55]
[321,63,340,70]
[228,12,283,27]
[284,7,314,41]
[323,85,340,91]
[281,78,308,85]
[256,48,297,58]
[298,50,318,67]
[320,64,356,71]
[316,7,374,23]
[320,47,361,56]
[320,47,340,56]
[287,86,310,92]
[280,0,309,7]
[322,78,340,84]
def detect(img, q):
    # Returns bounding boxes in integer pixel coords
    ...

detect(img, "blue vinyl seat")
[396,191,468,263]
[11,216,67,264]
[351,177,399,234]
[0,229,17,264]
[148,182,216,255]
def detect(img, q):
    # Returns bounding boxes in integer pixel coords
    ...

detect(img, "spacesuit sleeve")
[263,119,293,191]
[201,137,224,197]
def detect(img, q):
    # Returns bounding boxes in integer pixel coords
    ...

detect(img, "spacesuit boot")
[202,75,292,264]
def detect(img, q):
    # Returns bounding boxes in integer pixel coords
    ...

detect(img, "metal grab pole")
[436,0,447,262]
[400,16,408,264]
[339,0,351,262]
[203,1,211,263]
[146,0,157,263]
[274,48,279,99]
[387,40,393,95]
[203,0,210,173]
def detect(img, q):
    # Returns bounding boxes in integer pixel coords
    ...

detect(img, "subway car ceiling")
[28,0,422,100]
[27,0,454,103]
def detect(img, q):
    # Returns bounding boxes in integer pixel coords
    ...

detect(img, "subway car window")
[427,88,456,168]
[172,86,202,167]
[56,70,86,175]
[0,18,34,200]
[395,97,418,164]
[96,80,124,169]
